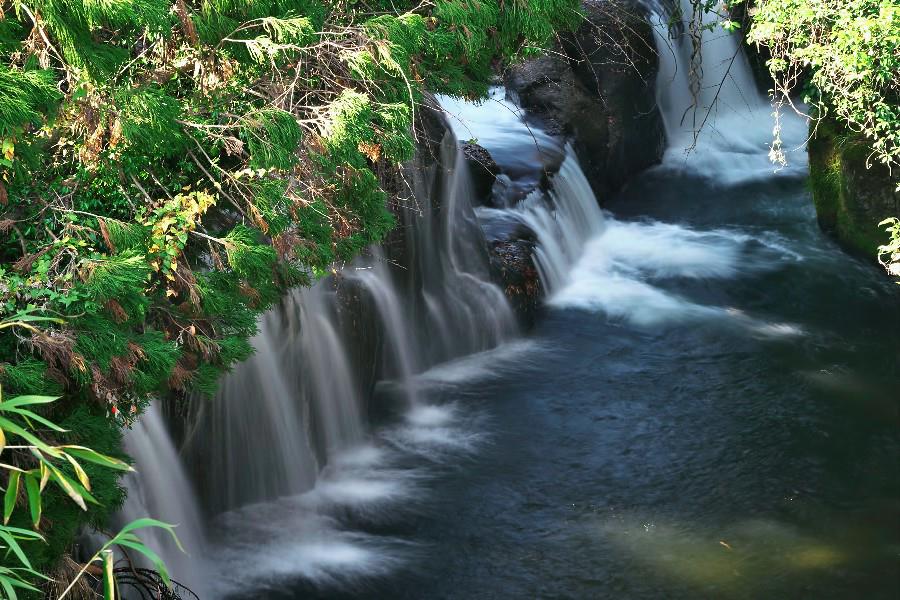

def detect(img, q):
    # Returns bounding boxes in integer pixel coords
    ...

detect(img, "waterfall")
[116,404,208,596]
[641,0,808,180]
[96,110,518,597]
[647,0,764,145]
[515,147,608,295]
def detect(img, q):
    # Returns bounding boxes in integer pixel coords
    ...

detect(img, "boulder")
[809,118,900,265]
[462,141,501,204]
[505,0,665,199]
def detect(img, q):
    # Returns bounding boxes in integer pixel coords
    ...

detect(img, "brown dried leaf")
[98,218,116,252]
[109,355,134,386]
[105,299,128,323]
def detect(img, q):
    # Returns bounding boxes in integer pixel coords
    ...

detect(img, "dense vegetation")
[738,0,900,274]
[0,0,579,595]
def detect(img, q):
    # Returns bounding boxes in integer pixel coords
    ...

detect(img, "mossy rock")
[808,119,900,261]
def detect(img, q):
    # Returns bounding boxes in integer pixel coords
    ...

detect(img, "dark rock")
[462,141,500,204]
[489,239,543,327]
[504,0,666,200]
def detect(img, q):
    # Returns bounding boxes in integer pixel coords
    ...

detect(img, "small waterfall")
[515,147,607,294]
[641,0,808,179]
[117,404,208,596]
[394,131,519,364]
[352,252,422,406]
[187,283,362,514]
[101,110,519,595]
[647,0,764,146]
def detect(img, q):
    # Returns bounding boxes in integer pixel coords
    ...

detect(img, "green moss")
[808,119,896,258]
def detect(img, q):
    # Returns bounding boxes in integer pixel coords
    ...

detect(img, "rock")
[462,141,500,205]
[504,0,665,199]
[489,239,543,326]
[809,118,900,265]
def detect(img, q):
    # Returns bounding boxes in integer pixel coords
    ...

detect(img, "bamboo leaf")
[0,575,18,600]
[0,528,32,570]
[0,417,63,458]
[63,453,91,492]
[0,526,43,540]
[3,407,67,432]
[38,461,50,493]
[111,517,183,552]
[113,539,172,588]
[47,463,95,510]
[23,475,40,528]
[0,395,59,410]
[61,446,133,471]
[4,471,20,524]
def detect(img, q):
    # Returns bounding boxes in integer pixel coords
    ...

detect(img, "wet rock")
[809,118,900,266]
[489,239,543,327]
[505,0,665,199]
[462,141,500,205]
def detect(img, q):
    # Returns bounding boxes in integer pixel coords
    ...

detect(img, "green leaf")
[114,538,172,587]
[23,475,40,528]
[111,518,183,552]
[4,471,20,524]
[0,575,18,600]
[62,446,133,471]
[2,407,67,432]
[46,462,96,510]
[0,395,59,410]
[0,417,63,458]
[0,528,32,570]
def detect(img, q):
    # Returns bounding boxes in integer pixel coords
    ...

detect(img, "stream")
[111,2,900,598]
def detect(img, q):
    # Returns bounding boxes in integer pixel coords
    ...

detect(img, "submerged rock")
[489,238,542,327]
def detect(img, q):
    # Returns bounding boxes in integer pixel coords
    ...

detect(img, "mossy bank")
[808,119,900,261]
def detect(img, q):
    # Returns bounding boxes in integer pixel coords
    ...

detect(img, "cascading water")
[642,0,808,180]
[115,404,208,596]
[102,105,519,598]
[106,9,817,595]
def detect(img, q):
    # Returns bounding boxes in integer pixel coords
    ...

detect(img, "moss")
[808,119,898,259]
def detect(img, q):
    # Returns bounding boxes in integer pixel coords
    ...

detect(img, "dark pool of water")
[254,155,900,600]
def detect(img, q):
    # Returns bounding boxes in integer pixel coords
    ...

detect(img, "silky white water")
[104,7,819,594]
[643,0,809,182]
[116,404,209,597]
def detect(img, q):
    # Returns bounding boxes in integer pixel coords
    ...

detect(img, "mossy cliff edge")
[808,119,900,261]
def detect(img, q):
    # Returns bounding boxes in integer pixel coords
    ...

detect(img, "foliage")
[878,217,900,277]
[0,385,177,598]
[736,0,900,274]
[0,0,580,589]
[743,0,899,170]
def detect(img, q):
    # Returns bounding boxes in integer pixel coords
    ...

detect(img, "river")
[267,96,899,599]
[113,5,900,599]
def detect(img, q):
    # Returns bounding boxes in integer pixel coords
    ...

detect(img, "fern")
[0,66,60,134]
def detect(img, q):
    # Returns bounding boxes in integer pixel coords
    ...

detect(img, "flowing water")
[112,6,900,599]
